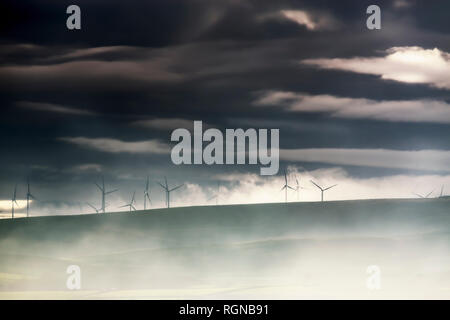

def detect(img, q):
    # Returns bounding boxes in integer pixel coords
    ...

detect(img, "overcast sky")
[1,0,449,216]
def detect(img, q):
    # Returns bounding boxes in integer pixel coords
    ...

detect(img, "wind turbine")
[207,182,220,205]
[413,190,434,199]
[144,176,152,210]
[293,175,306,201]
[310,180,337,202]
[438,185,444,198]
[95,176,118,213]
[281,169,294,203]
[11,185,18,219]
[87,202,101,214]
[26,178,36,218]
[120,191,137,212]
[157,177,184,208]
[207,194,218,205]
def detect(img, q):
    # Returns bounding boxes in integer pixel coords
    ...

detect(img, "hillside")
[0,198,449,299]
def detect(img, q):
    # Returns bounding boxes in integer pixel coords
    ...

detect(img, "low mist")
[0,199,449,299]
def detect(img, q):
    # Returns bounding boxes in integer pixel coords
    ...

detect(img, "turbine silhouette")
[120,191,137,212]
[95,176,118,213]
[438,185,445,198]
[144,176,152,210]
[310,180,337,202]
[280,169,294,203]
[157,177,184,208]
[207,182,220,205]
[413,190,434,199]
[11,185,18,219]
[293,175,306,201]
[26,178,37,218]
[87,202,101,214]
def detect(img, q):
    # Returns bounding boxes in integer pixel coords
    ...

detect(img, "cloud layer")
[255,91,450,123]
[278,10,338,31]
[280,148,450,172]
[17,101,96,116]
[303,47,450,89]
[59,137,170,154]
[133,118,198,131]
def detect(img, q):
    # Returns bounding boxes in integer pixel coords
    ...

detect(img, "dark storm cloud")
[17,101,98,116]
[404,1,450,34]
[0,0,340,46]
[1,0,450,210]
[2,0,447,47]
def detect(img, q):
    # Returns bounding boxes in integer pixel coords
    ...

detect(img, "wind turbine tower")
[95,176,118,213]
[281,169,294,203]
[144,176,152,210]
[26,178,36,218]
[207,182,220,205]
[293,175,306,201]
[11,185,18,219]
[157,177,184,208]
[310,180,337,202]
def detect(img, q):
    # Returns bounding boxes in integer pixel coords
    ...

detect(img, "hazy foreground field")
[0,199,449,299]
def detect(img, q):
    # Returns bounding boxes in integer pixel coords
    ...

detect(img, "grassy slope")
[1,198,449,243]
[0,198,449,298]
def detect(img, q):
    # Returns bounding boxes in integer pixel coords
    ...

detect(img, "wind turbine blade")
[87,203,97,211]
[157,182,167,190]
[425,190,434,198]
[119,204,129,208]
[413,193,424,198]
[95,183,103,191]
[310,180,322,191]
[106,189,118,194]
[131,205,136,211]
[170,184,184,192]
[324,184,337,191]
[288,186,295,191]
[440,185,444,197]
[164,176,168,189]
[146,193,152,204]
[146,176,149,190]
[281,185,287,191]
